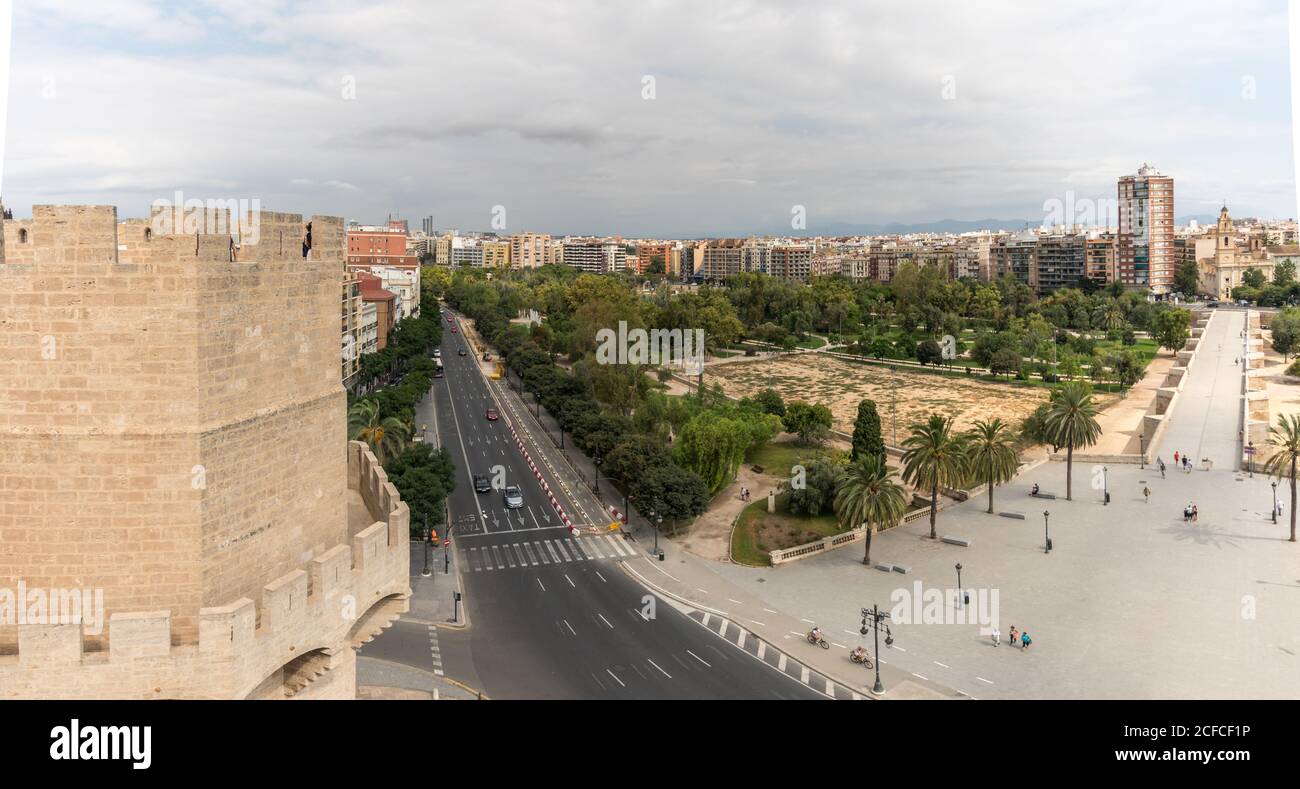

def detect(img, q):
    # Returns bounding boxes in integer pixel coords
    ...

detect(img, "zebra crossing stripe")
[554,539,573,562]
[603,535,628,557]
[544,541,562,563]
[576,538,597,559]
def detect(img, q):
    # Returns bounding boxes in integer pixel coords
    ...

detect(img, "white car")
[503,486,523,509]
[433,348,441,358]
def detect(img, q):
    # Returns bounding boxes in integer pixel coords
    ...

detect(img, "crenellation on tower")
[0,201,409,699]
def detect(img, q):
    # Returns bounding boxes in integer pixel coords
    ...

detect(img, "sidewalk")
[450,308,963,699]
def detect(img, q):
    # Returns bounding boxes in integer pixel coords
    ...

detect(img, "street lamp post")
[655,515,663,556]
[1272,481,1278,524]
[1139,432,1145,469]
[1103,465,1109,505]
[1043,510,1051,554]
[1249,441,1255,477]
[955,563,963,609]
[859,605,894,695]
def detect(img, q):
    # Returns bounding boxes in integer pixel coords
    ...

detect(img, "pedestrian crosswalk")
[461,534,636,572]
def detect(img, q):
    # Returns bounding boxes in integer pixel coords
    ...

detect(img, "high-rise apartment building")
[510,232,555,268]
[1117,164,1175,294]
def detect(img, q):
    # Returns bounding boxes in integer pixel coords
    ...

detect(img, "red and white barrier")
[508,421,577,535]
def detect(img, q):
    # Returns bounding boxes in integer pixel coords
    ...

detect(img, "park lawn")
[796,335,828,349]
[745,440,841,473]
[730,494,845,567]
[710,349,739,359]
[1092,337,1161,362]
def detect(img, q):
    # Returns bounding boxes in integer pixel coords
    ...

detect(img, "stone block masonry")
[0,204,408,698]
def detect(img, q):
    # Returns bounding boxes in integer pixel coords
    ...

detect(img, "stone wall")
[0,441,409,699]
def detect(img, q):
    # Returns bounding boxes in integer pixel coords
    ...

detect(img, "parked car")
[458,348,467,356]
[433,348,441,357]
[485,408,499,421]
[1207,300,1220,308]
[503,486,523,509]
[473,475,491,494]
[482,352,492,361]
[450,326,458,333]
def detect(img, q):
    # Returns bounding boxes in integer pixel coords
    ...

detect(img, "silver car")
[503,486,523,509]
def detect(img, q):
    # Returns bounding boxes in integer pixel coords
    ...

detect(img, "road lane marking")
[778,655,787,672]
[647,659,672,679]
[598,613,613,629]
[562,619,576,636]
[756,642,766,661]
[605,668,625,688]
[536,578,546,592]
[977,677,994,684]
[687,650,711,667]
[554,539,573,562]
[912,673,929,681]
[933,661,950,669]
[800,666,810,684]
[594,570,606,583]
[565,573,575,588]
[727,598,743,604]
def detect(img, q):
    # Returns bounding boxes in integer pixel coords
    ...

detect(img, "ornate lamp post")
[859,605,894,695]
[1043,510,1051,554]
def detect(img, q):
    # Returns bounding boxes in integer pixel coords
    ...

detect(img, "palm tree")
[1042,381,1102,501]
[347,399,409,464]
[965,418,1019,514]
[834,455,908,565]
[901,414,969,539]
[1263,413,1300,543]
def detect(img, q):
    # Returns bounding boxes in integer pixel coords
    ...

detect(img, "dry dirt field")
[706,353,1100,435]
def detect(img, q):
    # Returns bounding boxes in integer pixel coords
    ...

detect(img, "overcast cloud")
[3,0,1295,236]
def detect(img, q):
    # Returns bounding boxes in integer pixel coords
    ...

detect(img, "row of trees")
[347,304,457,538]
[830,382,1103,565]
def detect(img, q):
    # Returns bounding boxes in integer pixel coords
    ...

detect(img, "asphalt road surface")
[420,311,825,699]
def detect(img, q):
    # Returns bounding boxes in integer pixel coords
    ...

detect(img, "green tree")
[754,388,786,418]
[1274,260,1297,286]
[915,339,943,366]
[1243,267,1267,289]
[387,443,457,538]
[629,462,710,530]
[1151,308,1191,354]
[989,347,1022,378]
[965,418,1019,514]
[834,455,908,565]
[1173,260,1201,298]
[786,457,841,517]
[851,399,885,463]
[347,398,409,465]
[1269,308,1300,361]
[900,414,968,539]
[1263,413,1300,543]
[1043,381,1102,501]
[783,401,833,446]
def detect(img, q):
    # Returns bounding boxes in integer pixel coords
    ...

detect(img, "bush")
[1287,359,1300,377]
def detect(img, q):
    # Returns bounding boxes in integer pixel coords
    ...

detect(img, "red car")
[450,326,458,333]
[485,409,499,421]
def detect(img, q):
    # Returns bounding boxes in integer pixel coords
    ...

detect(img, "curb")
[619,560,870,700]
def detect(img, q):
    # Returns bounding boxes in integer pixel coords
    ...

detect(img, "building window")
[18,228,28,243]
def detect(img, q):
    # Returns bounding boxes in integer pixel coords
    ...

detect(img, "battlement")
[0,442,410,699]
[0,203,345,270]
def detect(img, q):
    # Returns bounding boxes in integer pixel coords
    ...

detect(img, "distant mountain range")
[803,214,1224,236]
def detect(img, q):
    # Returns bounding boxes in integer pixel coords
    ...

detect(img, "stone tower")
[0,204,410,698]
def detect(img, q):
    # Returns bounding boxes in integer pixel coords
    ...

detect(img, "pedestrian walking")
[1158,457,1166,478]
[991,626,1000,647]
[1192,504,1199,523]
[1008,625,1018,649]
[1021,631,1032,651]
[1143,486,1151,503]
[1174,451,1180,465]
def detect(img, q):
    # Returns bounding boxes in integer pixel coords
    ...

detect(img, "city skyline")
[2,0,1296,236]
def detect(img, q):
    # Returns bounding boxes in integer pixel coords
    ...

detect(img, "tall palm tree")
[834,455,908,565]
[965,418,1019,514]
[1042,381,1102,501]
[1263,413,1300,543]
[901,414,969,540]
[347,398,409,465]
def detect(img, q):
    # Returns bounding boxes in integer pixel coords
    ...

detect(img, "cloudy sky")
[2,0,1296,236]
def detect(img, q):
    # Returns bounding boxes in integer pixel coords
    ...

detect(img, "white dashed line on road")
[933,661,950,669]
[976,676,994,684]
[647,659,672,679]
[687,650,711,667]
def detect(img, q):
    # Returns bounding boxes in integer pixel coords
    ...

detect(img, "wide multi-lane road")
[420,311,825,699]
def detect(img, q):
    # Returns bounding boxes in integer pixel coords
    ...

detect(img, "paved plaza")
[692,309,1300,699]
